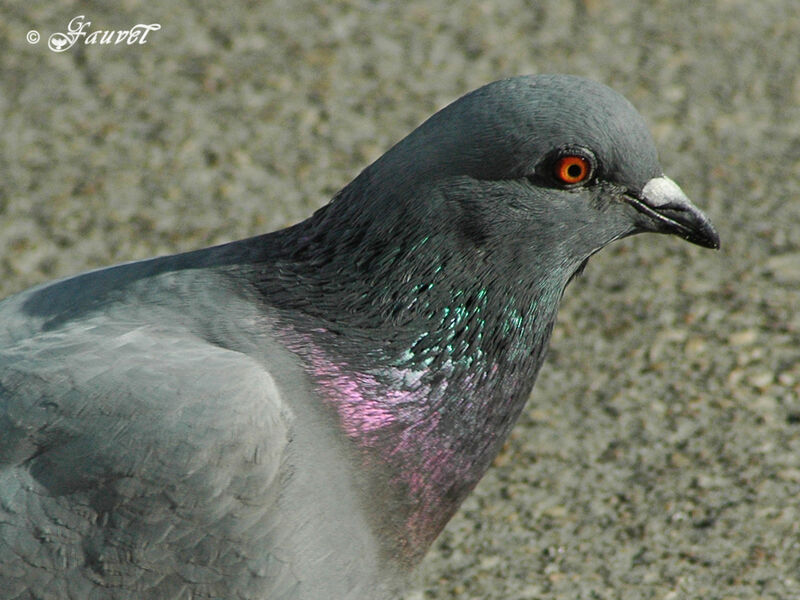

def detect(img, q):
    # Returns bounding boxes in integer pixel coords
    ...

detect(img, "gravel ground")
[1,1,799,598]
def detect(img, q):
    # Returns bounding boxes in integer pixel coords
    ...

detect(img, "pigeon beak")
[626,176,720,249]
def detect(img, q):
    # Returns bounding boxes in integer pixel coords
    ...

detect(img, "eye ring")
[554,154,592,185]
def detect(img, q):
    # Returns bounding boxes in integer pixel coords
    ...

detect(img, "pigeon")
[0,74,719,599]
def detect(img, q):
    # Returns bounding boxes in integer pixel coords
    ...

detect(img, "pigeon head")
[259,74,719,564]
[358,74,719,276]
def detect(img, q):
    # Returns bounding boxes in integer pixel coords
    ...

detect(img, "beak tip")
[638,176,721,251]
[692,226,721,250]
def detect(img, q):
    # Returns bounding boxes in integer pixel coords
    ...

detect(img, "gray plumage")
[0,75,718,599]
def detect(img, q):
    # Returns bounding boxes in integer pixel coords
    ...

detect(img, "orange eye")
[554,155,591,185]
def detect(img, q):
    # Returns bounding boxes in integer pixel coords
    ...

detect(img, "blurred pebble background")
[1,2,799,598]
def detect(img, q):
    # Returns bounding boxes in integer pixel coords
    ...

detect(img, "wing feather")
[0,317,291,598]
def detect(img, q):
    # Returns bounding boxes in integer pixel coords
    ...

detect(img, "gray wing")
[0,315,294,599]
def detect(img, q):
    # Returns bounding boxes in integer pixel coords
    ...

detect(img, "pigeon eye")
[554,155,592,185]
